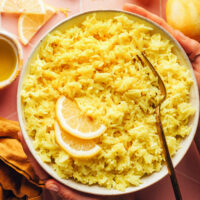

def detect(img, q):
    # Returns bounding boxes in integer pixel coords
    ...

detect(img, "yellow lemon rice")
[21,14,195,191]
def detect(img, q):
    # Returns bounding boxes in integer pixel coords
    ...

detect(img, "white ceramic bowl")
[0,30,23,88]
[17,10,199,196]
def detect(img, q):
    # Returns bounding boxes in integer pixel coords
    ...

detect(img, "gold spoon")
[136,52,182,200]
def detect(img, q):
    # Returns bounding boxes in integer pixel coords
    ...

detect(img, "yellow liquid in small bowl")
[0,39,17,82]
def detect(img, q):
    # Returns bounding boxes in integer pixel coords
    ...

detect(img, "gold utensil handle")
[137,53,182,200]
[156,107,182,200]
[194,128,200,153]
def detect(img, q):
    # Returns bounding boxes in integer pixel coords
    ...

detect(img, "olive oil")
[0,39,17,82]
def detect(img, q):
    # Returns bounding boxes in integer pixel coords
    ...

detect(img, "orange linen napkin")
[0,117,44,200]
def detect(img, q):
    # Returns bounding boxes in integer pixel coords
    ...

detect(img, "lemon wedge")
[0,0,46,14]
[18,5,56,45]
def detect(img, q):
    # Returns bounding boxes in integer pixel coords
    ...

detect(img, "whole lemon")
[166,0,200,41]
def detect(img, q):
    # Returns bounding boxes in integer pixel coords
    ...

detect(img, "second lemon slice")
[56,96,106,139]
[54,122,101,159]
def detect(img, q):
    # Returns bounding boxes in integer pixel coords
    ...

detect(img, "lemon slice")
[56,96,106,140]
[0,0,46,14]
[18,5,56,45]
[54,122,101,159]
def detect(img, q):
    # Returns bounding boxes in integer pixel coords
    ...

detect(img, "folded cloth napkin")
[0,117,44,200]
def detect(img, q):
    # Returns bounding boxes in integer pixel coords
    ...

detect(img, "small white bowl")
[0,30,23,89]
[17,10,199,196]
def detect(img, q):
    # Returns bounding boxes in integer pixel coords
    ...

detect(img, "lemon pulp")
[0,39,17,82]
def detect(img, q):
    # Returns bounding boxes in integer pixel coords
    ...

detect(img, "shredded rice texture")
[21,14,195,191]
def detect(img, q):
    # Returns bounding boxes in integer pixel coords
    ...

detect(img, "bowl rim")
[17,9,200,196]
